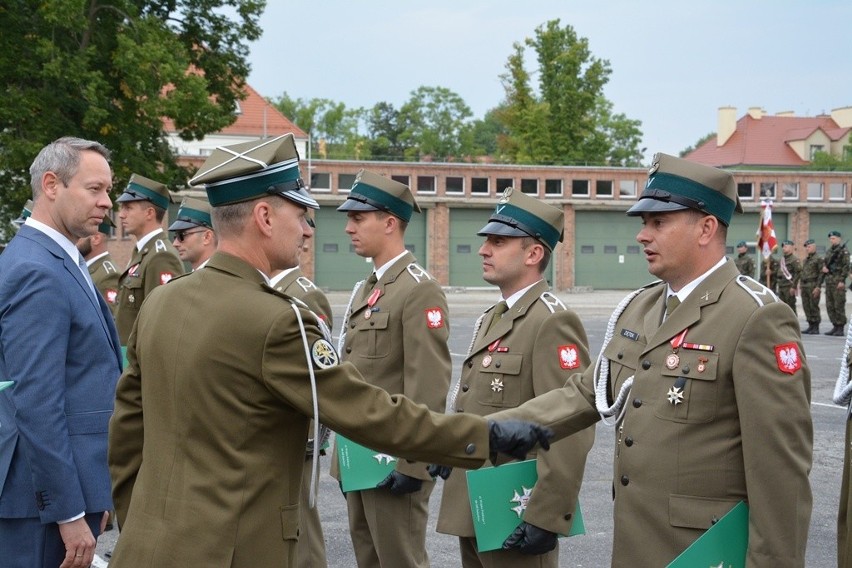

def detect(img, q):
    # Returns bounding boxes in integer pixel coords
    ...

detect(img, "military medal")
[364,288,382,319]
[666,328,689,370]
[697,356,708,373]
[667,376,687,405]
[482,339,501,368]
[490,378,504,392]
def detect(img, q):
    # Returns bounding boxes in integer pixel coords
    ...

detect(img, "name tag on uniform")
[620,328,639,341]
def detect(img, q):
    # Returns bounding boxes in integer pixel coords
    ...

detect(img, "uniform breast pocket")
[602,337,643,391]
[654,351,719,424]
[352,311,390,359]
[478,353,523,408]
[121,278,144,311]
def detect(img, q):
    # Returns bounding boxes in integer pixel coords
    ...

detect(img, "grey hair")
[29,137,111,199]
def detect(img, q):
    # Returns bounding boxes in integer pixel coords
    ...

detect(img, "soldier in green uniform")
[114,174,184,344]
[758,251,780,293]
[778,239,802,314]
[435,189,594,567]
[800,238,823,334]
[270,266,332,568]
[77,215,120,313]
[835,326,852,567]
[734,240,754,277]
[822,230,850,336]
[493,153,812,567]
[333,170,450,568]
[107,133,549,568]
[169,195,217,271]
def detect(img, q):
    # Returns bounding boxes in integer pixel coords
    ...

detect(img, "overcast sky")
[246,1,852,163]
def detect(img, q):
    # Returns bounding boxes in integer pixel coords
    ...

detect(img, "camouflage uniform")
[823,241,850,334]
[777,252,801,313]
[735,252,755,278]
[757,255,780,293]
[800,249,823,333]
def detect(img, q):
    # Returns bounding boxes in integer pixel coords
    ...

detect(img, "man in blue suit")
[0,137,122,568]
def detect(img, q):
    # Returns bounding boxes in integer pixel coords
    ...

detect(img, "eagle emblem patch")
[159,272,174,285]
[106,289,118,304]
[558,344,580,370]
[774,343,802,374]
[425,307,445,329]
[311,339,339,369]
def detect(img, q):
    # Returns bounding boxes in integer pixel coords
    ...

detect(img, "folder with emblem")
[665,500,748,567]
[336,435,398,492]
[0,381,13,391]
[465,459,584,552]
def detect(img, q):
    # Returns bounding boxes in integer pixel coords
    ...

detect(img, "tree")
[366,101,408,161]
[398,86,475,161]
[497,19,643,166]
[0,0,265,236]
[470,108,508,157]
[809,150,852,172]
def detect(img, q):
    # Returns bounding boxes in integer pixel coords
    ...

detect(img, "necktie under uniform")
[664,294,680,321]
[484,300,508,334]
[358,272,378,304]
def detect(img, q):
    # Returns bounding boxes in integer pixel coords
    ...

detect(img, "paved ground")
[97,288,847,566]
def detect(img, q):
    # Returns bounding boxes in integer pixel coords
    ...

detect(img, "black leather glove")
[426,464,453,480]
[503,521,558,555]
[376,470,423,495]
[488,419,552,461]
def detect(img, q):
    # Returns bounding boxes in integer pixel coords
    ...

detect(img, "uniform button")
[467,361,473,368]
[564,513,572,521]
[682,365,690,374]
[617,351,623,359]
[621,475,629,486]
[632,398,642,408]
[465,443,476,454]
[462,384,469,392]
[624,437,633,447]
[345,347,352,353]
[641,360,651,370]
[350,322,356,329]
[370,322,375,326]
[495,362,501,368]
[457,408,464,413]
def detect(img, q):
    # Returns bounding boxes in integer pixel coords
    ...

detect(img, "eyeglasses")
[174,229,206,242]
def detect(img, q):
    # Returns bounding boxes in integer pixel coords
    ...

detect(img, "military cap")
[98,215,116,236]
[781,239,794,246]
[189,134,318,210]
[12,199,33,227]
[804,238,815,246]
[116,174,173,210]
[478,187,564,251]
[627,153,741,226]
[168,195,213,231]
[736,240,747,248]
[337,169,421,223]
[829,230,842,238]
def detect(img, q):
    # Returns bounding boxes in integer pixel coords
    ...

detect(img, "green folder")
[336,435,398,492]
[466,458,585,552]
[0,381,14,392]
[666,501,749,568]
[121,345,128,368]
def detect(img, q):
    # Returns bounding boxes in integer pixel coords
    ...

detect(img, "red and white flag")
[757,200,778,259]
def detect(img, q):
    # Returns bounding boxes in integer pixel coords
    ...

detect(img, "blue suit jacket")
[0,225,121,522]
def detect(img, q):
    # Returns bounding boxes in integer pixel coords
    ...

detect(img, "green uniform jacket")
[801,252,824,285]
[735,252,755,278]
[334,251,451,481]
[493,261,813,567]
[274,268,332,324]
[437,280,594,538]
[757,255,780,292]
[107,252,489,568]
[114,230,183,344]
[779,253,802,290]
[88,252,120,315]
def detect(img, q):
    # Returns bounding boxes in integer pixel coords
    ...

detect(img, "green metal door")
[312,207,427,291]
[449,208,490,287]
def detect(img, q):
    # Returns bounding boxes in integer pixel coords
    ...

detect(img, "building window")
[829,182,847,201]
[596,180,613,199]
[234,101,242,115]
[782,182,799,200]
[339,173,357,192]
[392,175,410,187]
[807,182,823,201]
[626,245,640,254]
[544,179,562,196]
[446,176,464,194]
[737,182,753,200]
[471,177,489,195]
[581,245,595,254]
[520,178,538,195]
[417,176,436,194]
[457,244,472,253]
[759,182,776,199]
[572,179,590,197]
[619,180,637,198]
[809,144,825,159]
[604,245,617,254]
[322,243,338,253]
[496,178,513,193]
[310,172,331,191]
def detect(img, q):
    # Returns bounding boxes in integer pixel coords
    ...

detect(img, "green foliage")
[398,86,474,160]
[680,132,716,157]
[0,0,265,234]
[809,150,852,171]
[497,19,643,166]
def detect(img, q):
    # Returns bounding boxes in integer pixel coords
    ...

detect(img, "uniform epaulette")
[539,291,566,313]
[152,238,170,254]
[734,274,779,306]
[168,272,192,283]
[263,283,308,308]
[406,262,433,283]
